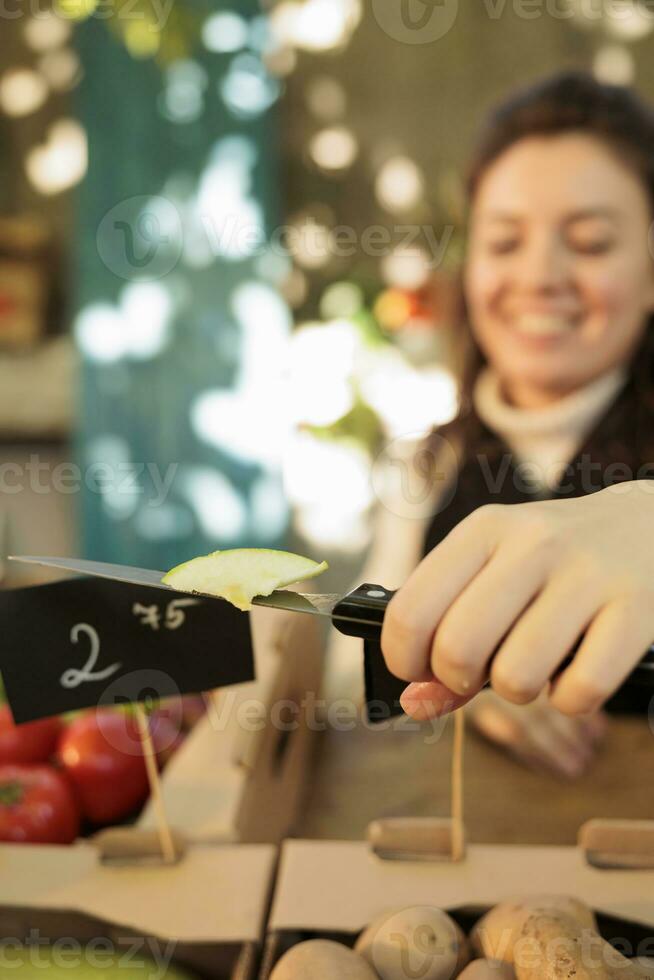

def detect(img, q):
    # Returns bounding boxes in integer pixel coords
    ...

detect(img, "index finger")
[381,504,502,681]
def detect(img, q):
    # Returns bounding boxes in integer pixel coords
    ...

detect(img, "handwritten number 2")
[60,623,122,689]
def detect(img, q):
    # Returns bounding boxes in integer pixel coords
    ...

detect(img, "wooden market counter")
[298,713,653,845]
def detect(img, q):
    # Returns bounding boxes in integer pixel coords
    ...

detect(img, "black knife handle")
[332,584,396,640]
[332,583,654,692]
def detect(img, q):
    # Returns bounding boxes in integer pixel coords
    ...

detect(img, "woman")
[334,70,654,778]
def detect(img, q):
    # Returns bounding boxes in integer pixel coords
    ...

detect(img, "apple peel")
[162,548,329,612]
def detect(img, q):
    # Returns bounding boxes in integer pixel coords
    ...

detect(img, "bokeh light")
[295,505,371,553]
[202,11,249,53]
[280,267,309,307]
[305,76,347,120]
[191,281,292,467]
[381,245,431,290]
[38,48,82,92]
[160,60,208,124]
[186,135,264,264]
[75,305,126,364]
[374,289,413,332]
[54,0,98,22]
[320,282,363,320]
[287,215,334,269]
[120,282,173,360]
[220,53,280,119]
[284,431,373,551]
[181,466,248,541]
[232,281,292,381]
[74,284,172,363]
[359,352,458,438]
[287,320,358,426]
[593,44,635,84]
[85,436,140,521]
[0,69,48,118]
[375,156,424,213]
[271,0,362,52]
[26,119,87,194]
[24,12,72,52]
[191,387,288,465]
[283,430,372,511]
[123,21,161,60]
[309,126,358,172]
[602,2,654,40]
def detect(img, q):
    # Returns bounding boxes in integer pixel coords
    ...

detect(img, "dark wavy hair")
[450,70,654,455]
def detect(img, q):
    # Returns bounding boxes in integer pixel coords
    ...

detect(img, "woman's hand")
[466,688,608,779]
[382,481,654,719]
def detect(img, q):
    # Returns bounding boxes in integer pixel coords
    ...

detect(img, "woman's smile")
[505,312,581,339]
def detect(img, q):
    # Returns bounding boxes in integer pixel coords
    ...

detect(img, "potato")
[355,905,469,980]
[512,909,637,980]
[270,939,378,980]
[458,960,516,978]
[471,895,596,964]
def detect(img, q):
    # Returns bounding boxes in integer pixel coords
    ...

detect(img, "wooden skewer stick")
[134,703,177,864]
[450,709,465,862]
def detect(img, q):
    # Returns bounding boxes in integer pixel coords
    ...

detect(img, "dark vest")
[422,378,654,714]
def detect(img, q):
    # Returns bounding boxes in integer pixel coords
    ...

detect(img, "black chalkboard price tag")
[0,577,255,724]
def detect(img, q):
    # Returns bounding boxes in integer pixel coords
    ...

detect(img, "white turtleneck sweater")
[472,366,628,492]
[324,365,630,700]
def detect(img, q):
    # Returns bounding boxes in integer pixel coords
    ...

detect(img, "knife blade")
[9,556,654,694]
[7,556,389,630]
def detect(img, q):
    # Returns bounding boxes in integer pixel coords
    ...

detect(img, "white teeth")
[513,314,576,337]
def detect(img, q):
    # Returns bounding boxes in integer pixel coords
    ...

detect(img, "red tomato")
[0,765,80,844]
[57,711,150,825]
[0,705,62,766]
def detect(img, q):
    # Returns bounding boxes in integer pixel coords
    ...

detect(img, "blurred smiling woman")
[463,77,654,414]
[332,71,654,779]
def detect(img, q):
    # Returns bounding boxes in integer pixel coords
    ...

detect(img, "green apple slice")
[162,548,329,611]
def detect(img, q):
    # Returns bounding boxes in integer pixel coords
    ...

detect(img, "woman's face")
[464,132,654,407]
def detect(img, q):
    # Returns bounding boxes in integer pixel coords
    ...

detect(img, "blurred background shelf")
[0,336,75,441]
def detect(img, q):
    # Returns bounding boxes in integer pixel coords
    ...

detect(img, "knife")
[7,556,392,635]
[9,556,654,695]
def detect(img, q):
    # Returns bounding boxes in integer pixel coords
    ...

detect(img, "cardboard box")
[139,606,327,844]
[0,834,277,979]
[260,830,654,975]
